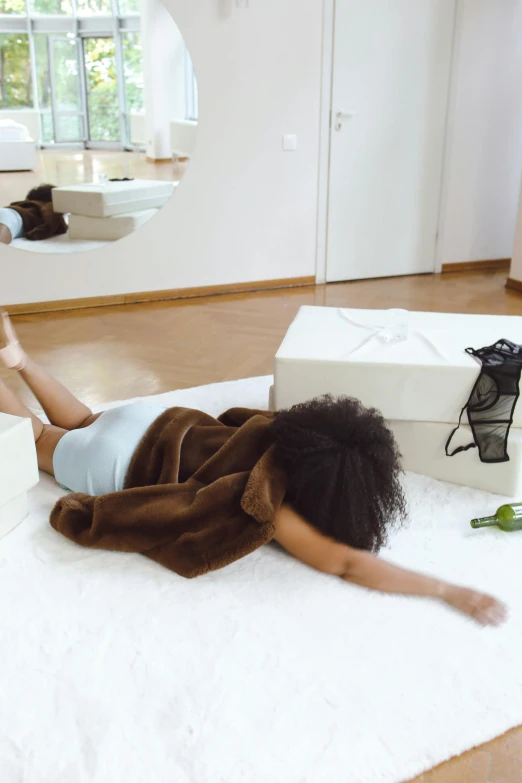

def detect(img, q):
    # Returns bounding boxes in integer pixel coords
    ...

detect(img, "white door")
[326,0,455,282]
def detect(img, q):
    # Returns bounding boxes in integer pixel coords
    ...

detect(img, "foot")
[0,311,26,370]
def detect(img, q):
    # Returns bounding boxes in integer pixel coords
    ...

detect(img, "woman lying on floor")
[0,184,67,244]
[0,311,506,627]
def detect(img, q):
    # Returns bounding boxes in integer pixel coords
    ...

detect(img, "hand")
[439,584,507,627]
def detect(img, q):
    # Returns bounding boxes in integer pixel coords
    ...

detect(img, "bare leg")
[1,315,100,474]
[1,313,98,429]
[0,225,12,244]
[0,377,66,475]
[19,356,96,430]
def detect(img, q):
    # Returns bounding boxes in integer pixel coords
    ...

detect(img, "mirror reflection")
[0,0,198,252]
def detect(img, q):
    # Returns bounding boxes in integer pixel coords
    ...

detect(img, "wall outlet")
[283,134,297,151]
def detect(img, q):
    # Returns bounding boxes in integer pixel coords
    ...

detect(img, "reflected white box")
[68,208,158,241]
[52,180,175,218]
[274,306,522,426]
[0,140,37,172]
[170,119,198,159]
[0,414,39,540]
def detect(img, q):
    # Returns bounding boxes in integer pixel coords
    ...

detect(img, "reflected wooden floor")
[0,149,187,206]
[2,269,522,783]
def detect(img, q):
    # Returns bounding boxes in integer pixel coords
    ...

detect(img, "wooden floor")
[0,150,187,206]
[3,268,522,782]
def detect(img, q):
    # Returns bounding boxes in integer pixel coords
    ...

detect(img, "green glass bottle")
[471,503,522,532]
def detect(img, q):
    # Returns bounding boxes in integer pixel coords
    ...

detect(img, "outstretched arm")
[273,504,506,626]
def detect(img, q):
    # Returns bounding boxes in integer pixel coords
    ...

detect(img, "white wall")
[437,0,522,269]
[7,0,520,307]
[3,0,323,306]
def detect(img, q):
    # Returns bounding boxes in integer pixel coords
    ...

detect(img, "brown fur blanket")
[50,407,287,578]
[9,200,67,241]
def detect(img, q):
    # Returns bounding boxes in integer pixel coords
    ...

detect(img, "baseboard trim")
[441,258,511,273]
[4,276,315,315]
[506,277,522,293]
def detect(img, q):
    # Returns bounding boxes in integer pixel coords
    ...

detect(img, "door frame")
[315,0,460,283]
[315,0,335,285]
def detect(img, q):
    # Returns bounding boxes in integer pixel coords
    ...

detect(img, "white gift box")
[269,381,522,495]
[52,180,175,219]
[274,306,522,426]
[68,209,158,241]
[272,306,522,495]
[0,414,39,540]
[390,420,522,496]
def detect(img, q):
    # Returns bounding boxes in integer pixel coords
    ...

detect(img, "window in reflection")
[0,34,31,108]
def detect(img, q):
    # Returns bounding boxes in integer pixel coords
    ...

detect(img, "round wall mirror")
[0,0,198,253]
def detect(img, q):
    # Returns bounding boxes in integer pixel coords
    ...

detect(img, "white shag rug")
[2,375,522,783]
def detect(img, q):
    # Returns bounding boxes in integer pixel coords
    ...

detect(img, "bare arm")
[273,504,506,626]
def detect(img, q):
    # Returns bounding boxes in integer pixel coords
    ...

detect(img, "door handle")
[334,110,355,131]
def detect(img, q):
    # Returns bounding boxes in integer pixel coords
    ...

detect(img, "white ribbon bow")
[337,309,450,362]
